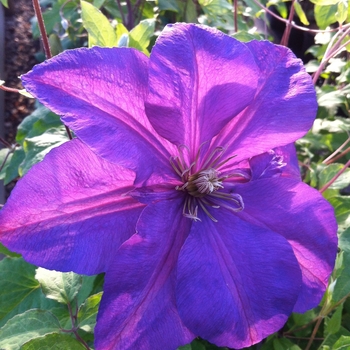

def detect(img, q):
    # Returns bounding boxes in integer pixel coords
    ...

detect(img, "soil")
[3,0,38,144]
[2,0,38,196]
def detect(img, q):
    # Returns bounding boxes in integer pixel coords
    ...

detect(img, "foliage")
[0,0,349,349]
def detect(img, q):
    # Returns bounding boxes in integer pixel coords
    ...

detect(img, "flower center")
[169,144,245,222]
[186,169,223,198]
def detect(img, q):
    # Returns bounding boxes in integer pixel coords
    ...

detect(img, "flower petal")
[95,198,194,350]
[212,40,317,162]
[249,144,300,180]
[233,177,338,312]
[176,211,301,348]
[145,23,258,152]
[21,47,174,184]
[0,139,145,274]
[274,143,301,180]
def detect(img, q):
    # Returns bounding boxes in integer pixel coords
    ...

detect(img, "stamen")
[198,200,218,222]
[170,157,183,177]
[176,182,188,191]
[212,154,237,170]
[201,147,224,169]
[178,144,190,172]
[209,194,244,212]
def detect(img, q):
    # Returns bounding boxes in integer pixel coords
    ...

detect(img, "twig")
[233,0,238,33]
[280,0,296,47]
[319,159,350,193]
[125,0,134,30]
[32,0,52,59]
[312,27,350,84]
[0,85,20,93]
[66,301,91,350]
[32,0,73,140]
[250,0,350,33]
[305,316,323,350]
[0,149,13,173]
[323,136,350,164]
[326,147,350,164]
[115,0,126,26]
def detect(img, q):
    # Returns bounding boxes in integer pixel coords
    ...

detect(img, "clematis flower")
[0,23,337,349]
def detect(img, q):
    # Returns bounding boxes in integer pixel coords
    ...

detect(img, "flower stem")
[319,159,350,193]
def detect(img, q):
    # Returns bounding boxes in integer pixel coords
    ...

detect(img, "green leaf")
[310,0,341,5]
[335,0,348,23]
[19,127,69,176]
[183,0,198,22]
[0,243,21,258]
[48,33,63,56]
[272,338,301,350]
[129,19,155,54]
[339,227,350,253]
[157,0,180,12]
[81,0,117,47]
[333,251,350,302]
[0,0,8,8]
[325,303,343,335]
[294,1,310,25]
[3,148,25,185]
[77,292,102,333]
[21,333,86,350]
[328,196,350,232]
[321,326,350,348]
[199,0,232,13]
[333,335,350,349]
[93,0,105,8]
[0,148,14,181]
[319,163,350,190]
[16,104,63,143]
[232,31,264,42]
[0,310,60,350]
[314,4,338,29]
[115,22,128,43]
[0,258,59,327]
[35,268,83,305]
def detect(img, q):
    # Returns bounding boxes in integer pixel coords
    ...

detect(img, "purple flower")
[0,23,337,349]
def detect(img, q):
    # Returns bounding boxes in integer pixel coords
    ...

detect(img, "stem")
[115,0,126,26]
[323,136,350,164]
[250,0,350,33]
[313,27,350,84]
[280,0,296,47]
[326,147,350,164]
[319,159,350,193]
[32,0,52,59]
[67,301,91,350]
[233,0,238,33]
[32,0,73,140]
[0,149,12,173]
[305,316,323,350]
[0,137,12,148]
[125,0,134,30]
[0,85,20,93]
